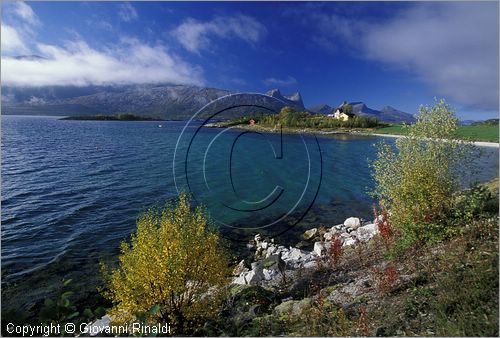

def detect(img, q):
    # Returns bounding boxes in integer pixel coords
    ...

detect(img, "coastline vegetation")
[371,99,478,246]
[60,113,165,121]
[213,106,382,131]
[212,106,498,143]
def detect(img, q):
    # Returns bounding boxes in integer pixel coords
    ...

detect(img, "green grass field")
[375,124,499,142]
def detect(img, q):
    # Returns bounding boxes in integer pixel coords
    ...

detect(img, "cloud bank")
[1,2,203,87]
[2,39,204,87]
[1,24,29,54]
[311,2,499,110]
[173,15,267,53]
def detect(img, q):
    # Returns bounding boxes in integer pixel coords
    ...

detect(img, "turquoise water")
[1,115,498,309]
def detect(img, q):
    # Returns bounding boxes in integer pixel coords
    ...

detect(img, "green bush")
[371,99,476,245]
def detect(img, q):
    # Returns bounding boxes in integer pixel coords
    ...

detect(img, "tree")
[371,99,476,243]
[342,104,353,115]
[101,193,230,333]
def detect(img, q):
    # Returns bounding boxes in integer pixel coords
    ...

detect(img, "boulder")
[313,241,331,257]
[303,228,318,240]
[303,260,318,269]
[234,261,265,285]
[89,315,112,337]
[344,217,361,229]
[289,247,308,261]
[233,260,248,276]
[245,269,264,285]
[265,245,277,257]
[334,224,343,231]
[324,231,334,241]
[343,238,356,247]
[263,268,279,281]
[356,223,378,242]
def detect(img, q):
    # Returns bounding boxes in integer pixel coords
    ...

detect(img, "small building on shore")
[332,109,355,121]
[328,101,355,121]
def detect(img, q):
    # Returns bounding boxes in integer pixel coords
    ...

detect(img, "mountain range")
[1,84,415,122]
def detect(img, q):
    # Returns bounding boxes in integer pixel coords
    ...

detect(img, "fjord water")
[1,115,498,308]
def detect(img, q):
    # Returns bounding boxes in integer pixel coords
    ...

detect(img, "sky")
[1,1,499,120]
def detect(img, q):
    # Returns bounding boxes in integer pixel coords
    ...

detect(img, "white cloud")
[1,24,29,54]
[263,76,297,87]
[173,15,267,53]
[2,39,204,87]
[311,3,499,110]
[12,1,40,26]
[118,3,138,22]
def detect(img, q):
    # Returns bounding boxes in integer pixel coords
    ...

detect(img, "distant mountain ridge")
[308,104,333,115]
[307,102,415,123]
[2,83,413,122]
[265,89,305,111]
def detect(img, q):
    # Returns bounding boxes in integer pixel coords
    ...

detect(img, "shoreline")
[369,132,499,148]
[206,124,499,147]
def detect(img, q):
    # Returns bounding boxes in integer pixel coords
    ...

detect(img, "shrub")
[329,234,343,265]
[371,99,476,244]
[101,193,230,334]
[372,264,399,295]
[373,205,397,250]
[453,181,499,224]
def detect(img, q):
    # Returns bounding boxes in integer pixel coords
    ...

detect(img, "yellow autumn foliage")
[101,193,230,333]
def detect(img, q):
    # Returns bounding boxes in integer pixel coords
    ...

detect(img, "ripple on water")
[1,116,498,310]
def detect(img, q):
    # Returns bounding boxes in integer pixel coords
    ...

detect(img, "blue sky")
[1,1,498,119]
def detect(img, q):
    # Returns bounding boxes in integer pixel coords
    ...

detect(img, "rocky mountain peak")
[265,88,305,110]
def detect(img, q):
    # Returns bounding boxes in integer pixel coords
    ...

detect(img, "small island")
[61,113,165,121]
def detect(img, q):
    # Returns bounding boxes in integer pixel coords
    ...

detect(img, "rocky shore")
[231,216,378,287]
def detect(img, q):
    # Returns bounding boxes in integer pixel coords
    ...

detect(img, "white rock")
[356,223,378,242]
[246,269,263,284]
[266,245,277,257]
[233,274,247,285]
[313,241,331,257]
[289,247,307,260]
[303,261,318,269]
[233,260,248,276]
[303,228,318,240]
[89,315,112,336]
[235,266,264,285]
[263,268,280,281]
[261,241,268,249]
[324,231,334,241]
[343,238,356,247]
[344,217,361,229]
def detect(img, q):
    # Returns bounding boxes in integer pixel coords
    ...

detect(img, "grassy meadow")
[375,124,499,142]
